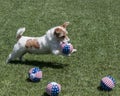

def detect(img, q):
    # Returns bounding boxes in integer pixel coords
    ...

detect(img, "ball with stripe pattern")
[100,76,116,91]
[28,67,42,82]
[60,42,73,55]
[46,82,61,96]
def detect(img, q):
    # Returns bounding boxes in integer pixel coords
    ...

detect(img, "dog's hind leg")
[6,50,26,63]
[6,51,18,63]
[18,51,27,62]
[6,43,26,63]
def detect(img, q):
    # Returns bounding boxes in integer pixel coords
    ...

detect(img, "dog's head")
[54,22,70,42]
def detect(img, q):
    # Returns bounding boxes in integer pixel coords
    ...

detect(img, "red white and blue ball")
[60,42,73,55]
[28,67,42,82]
[46,82,61,96]
[100,76,116,91]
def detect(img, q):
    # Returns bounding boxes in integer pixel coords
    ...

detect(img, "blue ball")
[60,43,73,55]
[100,76,116,91]
[62,45,71,55]
[28,67,42,82]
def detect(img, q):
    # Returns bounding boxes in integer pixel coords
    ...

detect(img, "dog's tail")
[16,27,25,40]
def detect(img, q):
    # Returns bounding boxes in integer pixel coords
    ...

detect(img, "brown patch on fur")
[54,28,66,38]
[25,39,40,49]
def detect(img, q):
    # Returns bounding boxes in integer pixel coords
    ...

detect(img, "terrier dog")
[6,22,77,63]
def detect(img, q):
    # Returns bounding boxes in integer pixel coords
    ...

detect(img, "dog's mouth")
[61,36,70,43]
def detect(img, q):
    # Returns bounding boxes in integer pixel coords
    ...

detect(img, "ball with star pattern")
[28,67,42,82]
[46,82,61,96]
[100,76,116,91]
[60,42,73,55]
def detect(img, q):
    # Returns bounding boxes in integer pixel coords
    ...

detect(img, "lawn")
[0,0,120,96]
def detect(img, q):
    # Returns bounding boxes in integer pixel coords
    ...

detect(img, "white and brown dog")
[6,22,77,63]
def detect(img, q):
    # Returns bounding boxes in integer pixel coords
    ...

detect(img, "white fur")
[6,23,77,63]
[16,27,25,38]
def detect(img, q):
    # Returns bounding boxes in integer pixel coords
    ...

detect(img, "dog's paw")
[72,49,77,53]
[6,59,10,64]
[68,54,71,56]
[6,54,12,64]
[52,50,60,55]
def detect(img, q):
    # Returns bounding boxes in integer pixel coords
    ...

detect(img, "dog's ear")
[61,22,70,28]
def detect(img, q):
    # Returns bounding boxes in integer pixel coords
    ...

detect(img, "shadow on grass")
[97,86,113,92]
[97,86,104,91]
[26,78,42,83]
[41,92,49,96]
[9,60,68,69]
[41,92,59,96]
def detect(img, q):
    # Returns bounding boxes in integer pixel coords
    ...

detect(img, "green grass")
[0,0,120,96]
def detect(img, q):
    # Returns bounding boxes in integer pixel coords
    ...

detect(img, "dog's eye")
[61,36,65,38]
